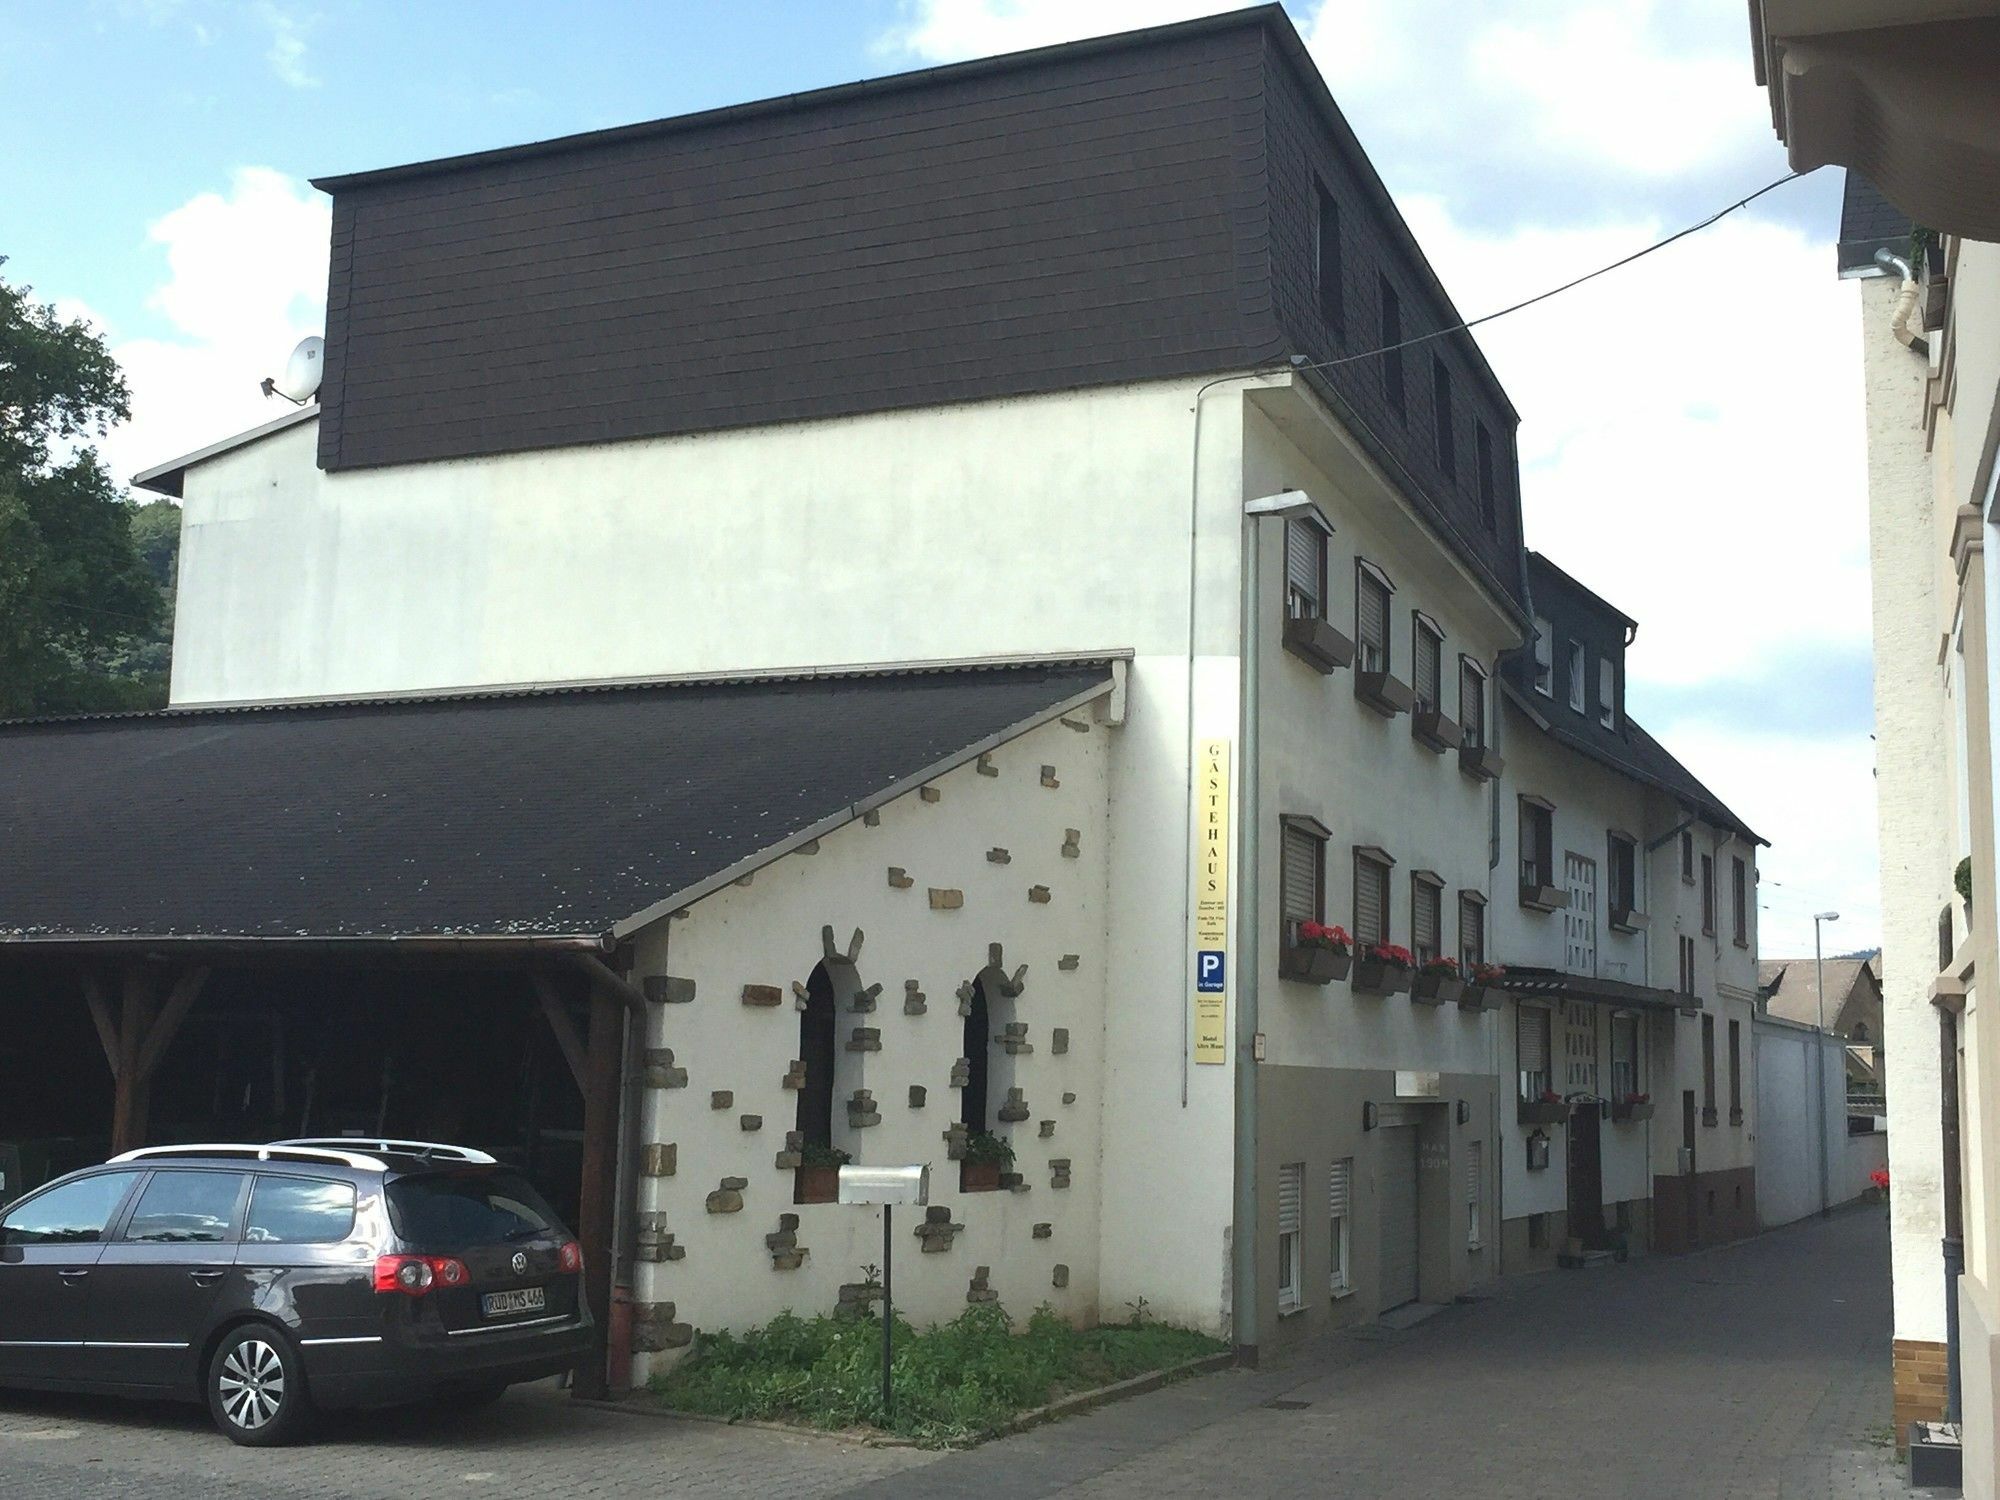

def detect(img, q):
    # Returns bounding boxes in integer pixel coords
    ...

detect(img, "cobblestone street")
[0,1208,1906,1499]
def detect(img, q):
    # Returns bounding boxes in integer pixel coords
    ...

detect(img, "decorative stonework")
[1062,1092,1076,1106]
[1049,1158,1072,1190]
[636,1215,685,1263]
[929,888,964,910]
[956,981,976,1017]
[920,786,941,803]
[977,753,999,777]
[846,1027,882,1053]
[863,809,881,826]
[1028,885,1052,904]
[915,1206,965,1253]
[998,1087,1030,1123]
[740,1114,763,1132]
[908,1085,927,1109]
[643,1049,689,1089]
[1033,1223,1052,1239]
[782,1059,807,1090]
[949,1058,971,1088]
[706,1178,748,1214]
[838,1281,883,1318]
[987,847,1012,864]
[996,1021,1032,1056]
[903,981,927,1015]
[1058,955,1080,972]
[710,1090,734,1110]
[644,976,697,1005]
[766,1214,807,1271]
[888,867,914,889]
[1039,1120,1055,1139]
[641,1143,677,1178]
[942,1122,969,1160]
[742,984,783,1008]
[849,983,882,1014]
[1051,1027,1069,1055]
[966,1266,998,1304]
[1040,765,1060,788]
[774,1130,804,1171]
[1052,1265,1070,1289]
[633,1302,694,1351]
[847,1088,882,1128]
[1062,828,1081,858]
[1060,716,1090,734]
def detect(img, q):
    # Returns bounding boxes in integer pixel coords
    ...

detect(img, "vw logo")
[511,1252,528,1276]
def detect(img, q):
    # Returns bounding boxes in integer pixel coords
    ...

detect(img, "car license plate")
[481,1286,546,1318]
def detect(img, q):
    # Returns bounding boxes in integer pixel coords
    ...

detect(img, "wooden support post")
[80,973,121,1078]
[109,967,157,1156]
[529,971,589,1092]
[573,983,622,1400]
[134,967,209,1083]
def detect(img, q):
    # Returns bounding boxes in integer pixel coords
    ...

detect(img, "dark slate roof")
[1837,172,1912,276]
[304,4,1529,614]
[0,662,1112,942]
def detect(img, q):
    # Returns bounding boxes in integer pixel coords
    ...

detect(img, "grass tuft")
[649,1302,1224,1446]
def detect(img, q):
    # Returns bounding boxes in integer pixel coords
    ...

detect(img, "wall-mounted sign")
[1395,1070,1441,1098]
[1193,738,1231,1065]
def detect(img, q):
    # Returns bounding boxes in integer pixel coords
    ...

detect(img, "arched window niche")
[954,945,1026,1193]
[792,926,877,1204]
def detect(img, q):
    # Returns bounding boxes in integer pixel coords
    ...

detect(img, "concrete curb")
[580,1347,1237,1451]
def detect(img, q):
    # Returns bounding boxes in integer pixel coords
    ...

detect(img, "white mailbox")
[838,1163,930,1206]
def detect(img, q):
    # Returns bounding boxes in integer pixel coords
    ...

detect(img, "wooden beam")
[572,983,623,1401]
[530,971,589,1092]
[134,966,210,1083]
[79,973,121,1078]
[109,966,157,1156]
[570,952,647,1016]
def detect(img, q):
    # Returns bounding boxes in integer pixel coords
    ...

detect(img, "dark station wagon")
[0,1140,592,1444]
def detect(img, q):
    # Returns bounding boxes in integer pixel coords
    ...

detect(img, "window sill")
[1411,708,1461,753]
[1329,1285,1356,1302]
[1283,615,1355,675]
[1278,1300,1306,1320]
[1458,743,1504,782]
[1354,669,1415,719]
[1518,884,1571,913]
[1729,1109,1745,1127]
[1701,1108,1719,1128]
[1609,908,1649,934]
[1733,938,1749,949]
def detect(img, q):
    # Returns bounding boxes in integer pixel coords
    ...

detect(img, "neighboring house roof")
[132,406,319,498]
[1501,683,1764,845]
[1757,955,1881,1030]
[1837,172,1912,277]
[0,660,1113,943]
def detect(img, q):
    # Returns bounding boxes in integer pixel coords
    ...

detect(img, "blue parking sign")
[1196,951,1226,992]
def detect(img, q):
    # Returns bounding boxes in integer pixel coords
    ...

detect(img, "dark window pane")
[1379,276,1404,417]
[1,1171,139,1246]
[125,1171,244,1244]
[246,1176,357,1245]
[385,1171,558,1248]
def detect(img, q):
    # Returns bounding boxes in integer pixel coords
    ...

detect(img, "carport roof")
[0,658,1116,945]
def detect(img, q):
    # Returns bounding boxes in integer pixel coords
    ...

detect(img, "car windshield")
[385,1171,561,1249]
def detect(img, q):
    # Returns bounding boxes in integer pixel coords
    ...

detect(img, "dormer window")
[1567,641,1585,713]
[1598,656,1617,729]
[1532,616,1554,696]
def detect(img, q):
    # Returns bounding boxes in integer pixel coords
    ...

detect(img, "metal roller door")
[1378,1125,1421,1310]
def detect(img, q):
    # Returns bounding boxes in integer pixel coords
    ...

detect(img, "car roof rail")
[108,1143,387,1171]
[270,1138,497,1165]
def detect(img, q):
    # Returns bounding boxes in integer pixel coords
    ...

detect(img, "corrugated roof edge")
[0,650,1130,733]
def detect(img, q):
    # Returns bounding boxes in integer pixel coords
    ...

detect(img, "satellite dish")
[267,335,325,403]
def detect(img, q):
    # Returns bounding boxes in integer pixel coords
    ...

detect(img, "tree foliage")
[0,257,167,717]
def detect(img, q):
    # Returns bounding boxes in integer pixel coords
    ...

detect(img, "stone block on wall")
[914,1205,964,1253]
[929,888,963,910]
[909,1085,927,1109]
[1049,1158,1071,1189]
[967,1266,998,1304]
[1062,828,1081,858]
[903,981,927,1015]
[1040,765,1059,788]
[741,984,783,1008]
[888,867,914,889]
[846,1027,882,1053]
[633,1302,694,1352]
[642,1049,689,1089]
[641,1143,677,1178]
[740,1115,762,1131]
[847,1089,881,1128]
[1051,1027,1069,1054]
[997,1087,1030,1122]
[1028,885,1052,904]
[1052,1265,1070,1289]
[710,1090,734,1110]
[644,976,696,1005]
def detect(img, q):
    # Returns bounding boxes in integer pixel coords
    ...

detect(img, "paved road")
[0,1208,1907,1499]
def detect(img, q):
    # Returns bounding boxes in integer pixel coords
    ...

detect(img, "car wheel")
[207,1326,312,1446]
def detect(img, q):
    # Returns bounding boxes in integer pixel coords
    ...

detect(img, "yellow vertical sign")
[1193,738,1231,1064]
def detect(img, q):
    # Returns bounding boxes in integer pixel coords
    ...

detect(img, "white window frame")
[1532,616,1554,695]
[1598,656,1616,728]
[1567,640,1586,712]
[1466,1140,1483,1251]
[1329,1158,1353,1296]
[1277,1162,1304,1313]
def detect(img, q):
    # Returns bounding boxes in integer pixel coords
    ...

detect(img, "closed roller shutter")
[1467,1140,1483,1250]
[1415,623,1441,709]
[1355,855,1388,945]
[1281,827,1321,927]
[1357,570,1390,668]
[1378,1126,1420,1310]
[1285,520,1322,615]
[1519,1007,1550,1076]
[1329,1158,1353,1292]
[1278,1163,1302,1233]
[1413,879,1440,962]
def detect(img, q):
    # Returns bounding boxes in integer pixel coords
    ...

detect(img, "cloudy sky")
[0,0,1876,957]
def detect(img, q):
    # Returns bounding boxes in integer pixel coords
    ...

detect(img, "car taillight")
[373,1254,468,1296]
[558,1241,582,1275]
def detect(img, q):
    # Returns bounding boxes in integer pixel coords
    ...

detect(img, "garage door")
[1378,1125,1421,1310]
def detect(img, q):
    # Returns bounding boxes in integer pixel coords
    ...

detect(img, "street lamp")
[1813,911,1840,1217]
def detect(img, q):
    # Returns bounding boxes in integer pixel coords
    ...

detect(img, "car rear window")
[245,1176,357,1245]
[386,1171,561,1248]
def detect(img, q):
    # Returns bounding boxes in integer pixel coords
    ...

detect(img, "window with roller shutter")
[1412,615,1443,713]
[1517,1006,1551,1100]
[1280,820,1325,943]
[1459,657,1486,747]
[1285,517,1326,621]
[1328,1158,1352,1293]
[1353,849,1392,946]
[1411,875,1442,963]
[1458,891,1485,967]
[1466,1140,1483,1249]
[1277,1162,1303,1312]
[1355,562,1391,673]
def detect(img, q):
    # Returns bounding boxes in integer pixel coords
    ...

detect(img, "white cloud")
[92,167,330,490]
[255,1,317,88]
[874,0,1242,59]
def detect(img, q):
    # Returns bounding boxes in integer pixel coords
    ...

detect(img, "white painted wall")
[1756,1015,1873,1227]
[628,712,1110,1382]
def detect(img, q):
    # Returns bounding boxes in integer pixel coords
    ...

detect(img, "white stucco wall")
[1756,1016,1868,1227]
[627,712,1111,1381]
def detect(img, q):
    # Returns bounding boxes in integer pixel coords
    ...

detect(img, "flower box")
[959,1159,1003,1193]
[1280,942,1351,985]
[1611,1100,1655,1123]
[1354,669,1415,719]
[1353,959,1413,996]
[1411,708,1462,754]
[1410,968,1464,1005]
[1458,743,1505,782]
[1517,1098,1569,1126]
[1609,905,1650,933]
[1456,983,1491,1012]
[1283,615,1355,675]
[1519,882,1570,912]
[794,1163,842,1204]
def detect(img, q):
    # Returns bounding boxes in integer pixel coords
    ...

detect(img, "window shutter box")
[1518,882,1570,913]
[1282,614,1355,675]
[1354,669,1415,719]
[1278,1164,1302,1234]
[1411,706,1461,754]
[1608,906,1650,933]
[1457,743,1504,781]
